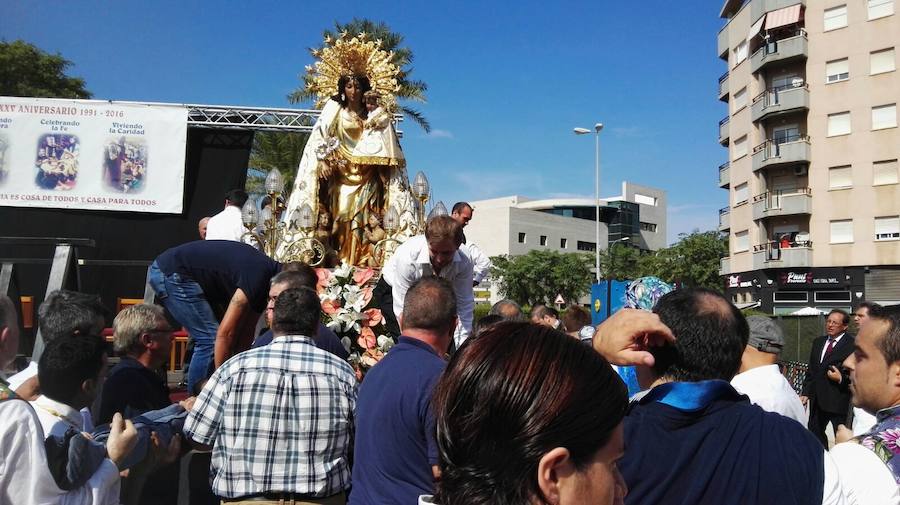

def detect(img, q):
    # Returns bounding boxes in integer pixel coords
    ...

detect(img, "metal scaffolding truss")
[184,103,403,134]
[185,104,321,132]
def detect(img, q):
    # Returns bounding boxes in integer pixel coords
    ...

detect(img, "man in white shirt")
[732,316,807,424]
[450,202,492,286]
[204,189,248,242]
[383,215,475,348]
[830,306,900,504]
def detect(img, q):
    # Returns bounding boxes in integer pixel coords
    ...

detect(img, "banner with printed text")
[0,97,188,214]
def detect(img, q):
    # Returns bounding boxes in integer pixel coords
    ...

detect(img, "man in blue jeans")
[148,240,285,394]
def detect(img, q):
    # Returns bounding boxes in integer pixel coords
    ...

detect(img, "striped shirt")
[184,334,357,499]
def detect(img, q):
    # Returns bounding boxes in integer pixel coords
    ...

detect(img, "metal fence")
[772,314,829,394]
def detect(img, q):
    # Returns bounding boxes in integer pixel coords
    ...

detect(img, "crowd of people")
[1,206,899,505]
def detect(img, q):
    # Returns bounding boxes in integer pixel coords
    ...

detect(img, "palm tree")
[288,18,431,133]
[247,131,310,196]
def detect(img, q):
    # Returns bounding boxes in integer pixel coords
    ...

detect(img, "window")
[517,232,526,244]
[733,87,747,112]
[826,58,849,83]
[824,5,848,31]
[774,291,809,303]
[829,165,852,189]
[734,182,749,205]
[872,104,897,130]
[634,193,657,206]
[871,48,896,74]
[827,111,851,136]
[640,222,657,232]
[733,40,748,67]
[830,219,854,243]
[577,241,596,252]
[874,159,899,185]
[560,238,568,248]
[539,235,547,246]
[868,0,894,19]
[733,135,748,160]
[734,230,749,252]
[815,291,852,303]
[875,216,900,240]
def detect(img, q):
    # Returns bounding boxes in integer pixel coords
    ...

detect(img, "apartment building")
[717,0,900,313]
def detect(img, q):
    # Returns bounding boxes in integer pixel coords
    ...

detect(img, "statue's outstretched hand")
[319,163,333,180]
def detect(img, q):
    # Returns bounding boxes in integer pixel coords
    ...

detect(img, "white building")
[463,181,667,303]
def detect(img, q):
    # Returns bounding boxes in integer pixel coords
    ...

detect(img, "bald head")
[198,217,211,239]
[489,299,524,321]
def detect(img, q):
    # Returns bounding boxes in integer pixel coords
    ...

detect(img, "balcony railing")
[719,116,730,145]
[750,30,808,74]
[753,240,813,269]
[718,72,729,101]
[719,207,731,230]
[720,256,731,275]
[719,162,730,188]
[751,188,812,220]
[751,84,809,122]
[752,135,811,171]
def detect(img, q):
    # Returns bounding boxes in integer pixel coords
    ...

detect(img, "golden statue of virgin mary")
[277,33,418,266]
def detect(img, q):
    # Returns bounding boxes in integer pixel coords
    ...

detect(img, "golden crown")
[306,32,401,111]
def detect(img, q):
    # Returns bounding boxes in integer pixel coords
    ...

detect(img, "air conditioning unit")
[793,166,808,176]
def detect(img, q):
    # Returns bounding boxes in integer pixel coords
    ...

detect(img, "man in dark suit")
[800,309,854,447]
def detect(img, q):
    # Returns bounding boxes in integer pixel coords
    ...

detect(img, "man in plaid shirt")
[184,287,357,504]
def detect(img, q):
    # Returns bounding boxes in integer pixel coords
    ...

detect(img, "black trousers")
[807,402,846,448]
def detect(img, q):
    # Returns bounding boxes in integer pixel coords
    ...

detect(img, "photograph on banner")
[0,133,8,184]
[0,96,187,214]
[35,133,80,190]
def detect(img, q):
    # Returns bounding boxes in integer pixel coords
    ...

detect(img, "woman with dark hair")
[430,321,629,505]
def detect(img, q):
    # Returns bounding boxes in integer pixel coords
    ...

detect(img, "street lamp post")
[574,123,604,283]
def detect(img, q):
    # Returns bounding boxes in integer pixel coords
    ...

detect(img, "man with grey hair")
[731,316,807,424]
[250,267,349,359]
[488,299,524,321]
[8,289,108,393]
[95,304,174,425]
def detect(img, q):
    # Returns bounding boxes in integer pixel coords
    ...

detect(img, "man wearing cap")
[732,316,807,424]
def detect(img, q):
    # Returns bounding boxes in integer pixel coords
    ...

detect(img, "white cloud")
[421,129,454,139]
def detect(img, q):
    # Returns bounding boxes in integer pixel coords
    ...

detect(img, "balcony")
[751,188,812,220]
[751,0,806,26]
[752,135,810,172]
[753,241,813,269]
[718,72,729,102]
[720,256,731,275]
[719,207,731,231]
[719,162,730,188]
[751,84,809,123]
[750,32,808,74]
[719,117,730,146]
[718,26,729,60]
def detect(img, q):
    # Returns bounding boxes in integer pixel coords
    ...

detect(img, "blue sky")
[3,0,727,243]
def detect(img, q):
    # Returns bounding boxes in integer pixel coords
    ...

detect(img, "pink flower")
[321,298,341,315]
[362,287,373,307]
[363,308,383,327]
[353,267,376,286]
[357,327,377,350]
[315,268,333,293]
[879,428,900,454]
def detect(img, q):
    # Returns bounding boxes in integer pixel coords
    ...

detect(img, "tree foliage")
[490,250,593,307]
[248,131,310,195]
[649,230,728,291]
[289,18,431,132]
[0,40,91,99]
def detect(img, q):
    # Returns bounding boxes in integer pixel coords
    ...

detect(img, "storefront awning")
[748,15,766,40]
[765,4,802,30]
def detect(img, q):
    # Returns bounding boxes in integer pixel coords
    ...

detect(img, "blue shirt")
[349,337,445,505]
[251,324,349,361]
[155,240,280,313]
